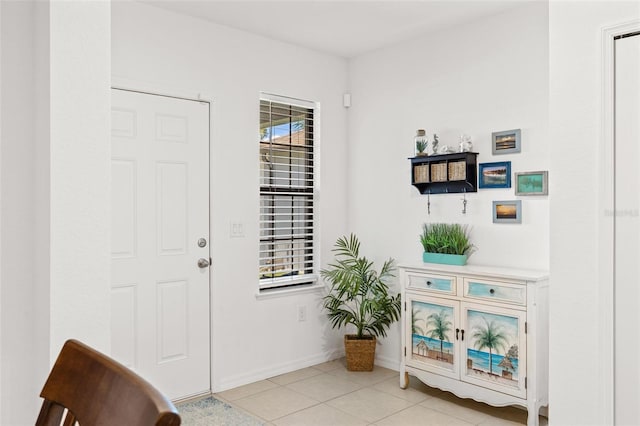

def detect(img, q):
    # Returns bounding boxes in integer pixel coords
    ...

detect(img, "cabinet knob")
[489,288,495,295]
[426,281,432,286]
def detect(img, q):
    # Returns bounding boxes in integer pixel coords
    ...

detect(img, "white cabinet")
[400,264,548,426]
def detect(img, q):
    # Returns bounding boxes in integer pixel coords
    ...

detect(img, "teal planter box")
[423,252,468,266]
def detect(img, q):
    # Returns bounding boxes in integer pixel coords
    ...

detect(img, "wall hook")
[462,189,467,215]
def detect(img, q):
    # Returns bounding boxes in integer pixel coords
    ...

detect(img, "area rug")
[176,396,264,426]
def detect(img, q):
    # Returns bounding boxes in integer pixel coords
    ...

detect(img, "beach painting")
[515,171,549,196]
[492,129,522,155]
[479,162,511,189]
[465,309,520,389]
[411,300,455,372]
[493,200,522,224]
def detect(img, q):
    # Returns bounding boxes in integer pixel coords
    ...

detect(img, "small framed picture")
[492,129,521,155]
[515,171,549,196]
[479,161,511,189]
[493,200,522,224]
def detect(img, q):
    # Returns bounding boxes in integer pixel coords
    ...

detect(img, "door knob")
[197,258,210,269]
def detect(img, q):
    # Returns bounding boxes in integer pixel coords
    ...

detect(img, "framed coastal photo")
[515,171,548,196]
[493,200,522,224]
[479,161,511,189]
[492,129,521,155]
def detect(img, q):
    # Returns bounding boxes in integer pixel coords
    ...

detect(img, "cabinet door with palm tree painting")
[406,294,460,380]
[461,303,527,398]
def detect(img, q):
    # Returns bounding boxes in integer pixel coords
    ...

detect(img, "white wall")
[111,2,349,391]
[0,1,111,424]
[0,2,39,422]
[549,2,640,424]
[49,0,111,359]
[347,3,549,367]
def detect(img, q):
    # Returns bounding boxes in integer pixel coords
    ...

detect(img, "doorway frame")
[600,19,640,426]
[110,76,215,398]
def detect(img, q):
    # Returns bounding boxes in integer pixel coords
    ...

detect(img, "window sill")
[255,282,325,300]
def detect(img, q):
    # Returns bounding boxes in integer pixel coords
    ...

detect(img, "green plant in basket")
[322,234,401,338]
[321,234,402,371]
[420,223,475,256]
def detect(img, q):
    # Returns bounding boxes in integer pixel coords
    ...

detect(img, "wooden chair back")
[36,339,181,426]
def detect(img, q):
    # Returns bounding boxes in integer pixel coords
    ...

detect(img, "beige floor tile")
[205,361,549,426]
[269,366,324,385]
[327,365,397,386]
[232,386,319,421]
[374,405,475,426]
[476,410,546,426]
[312,358,346,372]
[326,387,414,423]
[216,379,279,401]
[420,393,492,424]
[285,372,362,402]
[372,376,442,404]
[272,403,368,426]
[477,417,524,426]
[482,405,528,423]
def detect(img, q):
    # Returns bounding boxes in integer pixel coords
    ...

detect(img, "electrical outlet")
[297,305,307,322]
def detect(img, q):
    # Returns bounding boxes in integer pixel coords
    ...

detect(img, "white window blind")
[259,95,317,290]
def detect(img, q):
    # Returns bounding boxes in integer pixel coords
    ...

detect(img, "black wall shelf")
[409,152,478,194]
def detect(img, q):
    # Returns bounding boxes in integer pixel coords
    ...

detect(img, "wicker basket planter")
[344,335,376,371]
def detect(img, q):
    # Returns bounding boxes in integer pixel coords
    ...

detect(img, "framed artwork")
[515,171,548,196]
[493,200,522,224]
[492,129,521,155]
[479,161,511,189]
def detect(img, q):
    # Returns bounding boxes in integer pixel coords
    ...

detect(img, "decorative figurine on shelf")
[438,145,453,154]
[414,129,428,156]
[427,133,439,156]
[459,134,473,152]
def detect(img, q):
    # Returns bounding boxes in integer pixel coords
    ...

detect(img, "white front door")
[110,89,210,400]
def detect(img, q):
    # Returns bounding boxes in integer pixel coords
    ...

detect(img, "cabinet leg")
[400,371,409,389]
[527,400,540,426]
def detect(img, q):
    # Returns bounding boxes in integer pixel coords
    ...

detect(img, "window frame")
[258,93,319,292]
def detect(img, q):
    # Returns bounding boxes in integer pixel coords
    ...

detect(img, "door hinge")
[404,302,407,311]
[404,346,406,357]
[525,377,527,389]
[525,322,528,334]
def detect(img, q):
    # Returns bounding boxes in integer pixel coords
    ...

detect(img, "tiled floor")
[213,359,548,426]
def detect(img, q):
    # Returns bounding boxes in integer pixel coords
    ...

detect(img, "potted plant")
[420,223,475,266]
[321,234,402,371]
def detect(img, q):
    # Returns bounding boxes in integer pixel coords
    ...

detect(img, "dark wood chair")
[36,339,181,426]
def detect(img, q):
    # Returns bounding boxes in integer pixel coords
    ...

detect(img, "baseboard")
[172,391,212,405]
[374,354,401,372]
[213,348,344,393]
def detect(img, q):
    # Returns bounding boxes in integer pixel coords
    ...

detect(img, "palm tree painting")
[411,301,455,367]
[426,309,453,361]
[411,305,425,336]
[468,310,515,377]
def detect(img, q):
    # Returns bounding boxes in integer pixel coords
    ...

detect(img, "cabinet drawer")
[407,272,456,295]
[463,278,525,306]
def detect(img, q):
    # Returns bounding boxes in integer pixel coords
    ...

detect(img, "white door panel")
[111,89,210,399]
